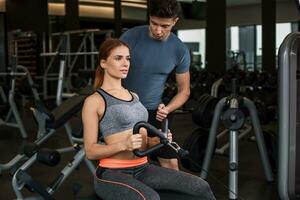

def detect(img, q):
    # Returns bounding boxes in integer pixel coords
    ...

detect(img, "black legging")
[94,163,216,200]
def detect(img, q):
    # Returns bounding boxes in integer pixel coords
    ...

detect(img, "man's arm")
[167,71,190,112]
[156,71,190,121]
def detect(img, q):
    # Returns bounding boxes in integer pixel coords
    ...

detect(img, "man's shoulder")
[123,25,148,36]
[169,33,186,47]
[120,26,148,46]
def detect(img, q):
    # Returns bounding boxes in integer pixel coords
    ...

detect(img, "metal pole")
[229,130,238,199]
[200,98,226,179]
[56,59,66,106]
[244,97,274,182]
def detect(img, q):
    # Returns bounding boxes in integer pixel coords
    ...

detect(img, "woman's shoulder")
[84,92,105,107]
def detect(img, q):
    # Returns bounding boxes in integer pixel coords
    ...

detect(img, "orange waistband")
[99,157,148,168]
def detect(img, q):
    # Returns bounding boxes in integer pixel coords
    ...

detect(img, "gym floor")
[0,108,279,200]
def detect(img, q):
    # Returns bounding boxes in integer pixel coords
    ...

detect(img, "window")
[256,25,262,57]
[178,29,206,69]
[230,26,239,52]
[276,23,291,55]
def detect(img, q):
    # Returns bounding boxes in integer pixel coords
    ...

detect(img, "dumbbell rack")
[200,79,274,200]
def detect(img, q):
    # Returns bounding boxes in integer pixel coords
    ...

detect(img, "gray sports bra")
[97,88,148,138]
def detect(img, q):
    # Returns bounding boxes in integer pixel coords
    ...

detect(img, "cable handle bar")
[132,120,189,158]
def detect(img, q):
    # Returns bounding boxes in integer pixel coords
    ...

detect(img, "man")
[120,0,190,170]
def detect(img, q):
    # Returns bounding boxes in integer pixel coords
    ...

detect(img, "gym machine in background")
[199,78,274,200]
[40,29,113,99]
[278,32,300,199]
[0,62,40,138]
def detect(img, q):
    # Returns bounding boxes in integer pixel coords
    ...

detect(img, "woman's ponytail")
[93,65,104,90]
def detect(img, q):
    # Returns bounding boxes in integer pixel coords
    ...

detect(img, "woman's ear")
[100,59,107,69]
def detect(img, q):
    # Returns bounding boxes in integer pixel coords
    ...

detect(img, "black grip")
[17,170,53,200]
[133,121,169,157]
[133,121,167,141]
[134,143,165,157]
[161,119,168,134]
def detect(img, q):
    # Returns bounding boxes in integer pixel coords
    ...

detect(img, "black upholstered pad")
[46,95,86,129]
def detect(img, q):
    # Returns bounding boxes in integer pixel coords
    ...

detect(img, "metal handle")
[133,120,189,158]
[132,121,168,157]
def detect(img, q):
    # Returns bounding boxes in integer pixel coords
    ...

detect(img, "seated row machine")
[13,120,198,200]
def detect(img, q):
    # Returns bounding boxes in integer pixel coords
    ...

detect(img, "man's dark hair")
[149,0,179,18]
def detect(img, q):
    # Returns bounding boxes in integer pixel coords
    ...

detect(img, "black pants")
[94,163,216,200]
[147,110,177,159]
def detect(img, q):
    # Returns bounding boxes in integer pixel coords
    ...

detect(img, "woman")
[82,38,215,200]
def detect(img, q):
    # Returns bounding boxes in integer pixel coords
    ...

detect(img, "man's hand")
[156,103,169,121]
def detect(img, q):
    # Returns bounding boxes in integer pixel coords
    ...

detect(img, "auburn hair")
[93,38,129,90]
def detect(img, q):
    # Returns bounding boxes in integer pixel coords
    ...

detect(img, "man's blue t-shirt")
[120,25,190,110]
